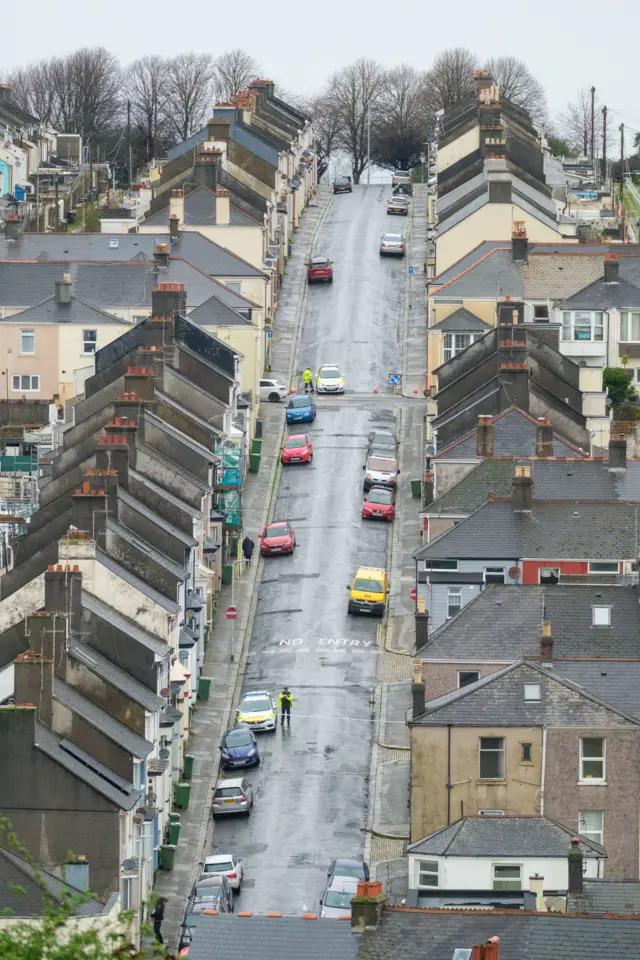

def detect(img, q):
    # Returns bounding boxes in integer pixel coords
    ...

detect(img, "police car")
[236,690,277,732]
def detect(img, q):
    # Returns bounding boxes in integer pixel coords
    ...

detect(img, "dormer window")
[562,311,604,342]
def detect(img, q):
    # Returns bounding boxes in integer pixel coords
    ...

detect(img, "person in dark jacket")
[242,536,255,566]
[151,897,167,943]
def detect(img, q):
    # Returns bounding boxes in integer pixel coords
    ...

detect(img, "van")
[363,454,399,492]
[347,567,389,616]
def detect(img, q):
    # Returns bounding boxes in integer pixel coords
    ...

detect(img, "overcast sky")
[5,0,640,140]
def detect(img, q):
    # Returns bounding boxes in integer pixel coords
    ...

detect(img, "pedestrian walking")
[302,367,314,393]
[151,897,167,943]
[279,686,294,725]
[242,535,255,567]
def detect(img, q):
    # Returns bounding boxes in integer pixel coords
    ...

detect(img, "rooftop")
[143,185,259,227]
[434,407,587,460]
[0,845,107,917]
[568,878,640,915]
[0,294,129,325]
[429,307,492,333]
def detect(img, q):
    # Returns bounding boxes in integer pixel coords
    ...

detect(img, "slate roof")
[81,590,169,658]
[68,636,164,713]
[434,407,587,459]
[34,721,140,809]
[431,247,524,299]
[0,231,264,277]
[410,660,640,727]
[553,661,640,720]
[568,878,640,915]
[0,845,106,917]
[427,458,640,516]
[560,275,640,310]
[106,516,188,582]
[143,185,259,227]
[420,584,640,661]
[0,294,129,325]
[408,815,604,858]
[429,308,491,333]
[116,487,197,547]
[186,914,358,960]
[52,677,154,758]
[187,293,254,326]
[415,500,635,561]
[96,548,179,615]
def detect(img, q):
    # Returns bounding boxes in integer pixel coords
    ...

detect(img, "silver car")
[380,233,405,257]
[211,777,254,817]
[320,876,359,918]
[387,197,409,216]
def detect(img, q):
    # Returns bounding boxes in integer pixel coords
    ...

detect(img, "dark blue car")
[220,726,260,770]
[286,395,316,424]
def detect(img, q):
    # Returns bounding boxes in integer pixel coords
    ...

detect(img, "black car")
[188,873,234,914]
[333,175,352,194]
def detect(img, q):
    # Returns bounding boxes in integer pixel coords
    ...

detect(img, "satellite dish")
[426,445,436,457]
[159,688,170,697]
[159,748,170,760]
[508,567,520,580]
[132,815,144,825]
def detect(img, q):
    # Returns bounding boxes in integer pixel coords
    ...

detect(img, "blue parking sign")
[389,374,401,385]
[408,265,414,274]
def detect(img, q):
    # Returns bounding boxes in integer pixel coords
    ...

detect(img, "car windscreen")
[265,525,289,538]
[204,860,234,872]
[319,368,340,378]
[368,490,392,504]
[241,698,272,712]
[288,397,311,408]
[353,578,383,593]
[225,731,253,747]
[325,890,355,908]
[395,171,410,177]
[367,458,397,472]
[283,438,306,448]
[215,787,242,798]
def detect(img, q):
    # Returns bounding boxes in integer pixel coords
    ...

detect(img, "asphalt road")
[210,184,406,913]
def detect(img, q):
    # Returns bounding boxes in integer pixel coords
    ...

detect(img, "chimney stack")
[608,434,627,470]
[476,415,495,458]
[512,464,533,513]
[536,418,553,458]
[604,254,619,284]
[471,937,500,960]
[540,621,553,664]
[207,118,231,144]
[54,272,72,305]
[567,838,584,896]
[412,658,426,719]
[154,240,170,269]
[14,654,54,727]
[169,214,180,241]
[216,187,230,226]
[0,83,12,102]
[194,148,221,192]
[350,881,386,932]
[44,566,83,633]
[4,214,20,241]
[169,188,184,226]
[152,281,186,318]
[529,874,545,911]
[511,223,528,263]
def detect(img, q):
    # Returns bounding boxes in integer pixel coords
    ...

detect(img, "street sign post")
[408,265,414,274]
[266,329,273,339]
[389,374,401,385]
[226,606,238,620]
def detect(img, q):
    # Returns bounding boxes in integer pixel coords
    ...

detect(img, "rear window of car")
[333,865,365,879]
[288,397,311,408]
[310,258,329,265]
[395,171,410,177]
[215,787,241,798]
[368,457,397,472]
[383,235,403,242]
[204,861,234,872]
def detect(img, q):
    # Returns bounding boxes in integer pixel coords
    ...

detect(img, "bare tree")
[165,52,215,142]
[213,49,260,102]
[304,95,342,181]
[558,87,605,159]
[372,64,430,170]
[49,47,123,140]
[484,56,547,127]
[126,56,169,161]
[425,47,477,112]
[7,61,58,125]
[327,58,385,183]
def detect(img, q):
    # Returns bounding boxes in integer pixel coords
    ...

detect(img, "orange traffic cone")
[373,384,378,394]
[290,385,296,394]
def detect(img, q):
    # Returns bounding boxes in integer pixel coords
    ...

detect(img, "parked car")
[201,854,244,891]
[307,256,334,283]
[392,170,412,187]
[362,486,395,521]
[211,777,254,817]
[327,858,370,883]
[259,377,289,402]
[333,176,352,194]
[180,911,217,951]
[393,183,413,197]
[286,395,316,424]
[316,364,345,394]
[363,454,399,491]
[260,521,296,556]
[387,197,409,216]
[237,690,277,732]
[281,434,313,465]
[219,726,260,770]
[347,567,389,617]
[368,430,397,455]
[320,876,359,918]
[189,873,234,912]
[379,233,405,257]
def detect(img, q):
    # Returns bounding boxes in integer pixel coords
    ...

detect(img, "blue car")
[286,395,316,424]
[220,726,260,770]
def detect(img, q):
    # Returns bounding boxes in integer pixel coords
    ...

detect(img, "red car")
[362,486,395,521]
[260,522,296,556]
[281,434,313,465]
[307,256,333,283]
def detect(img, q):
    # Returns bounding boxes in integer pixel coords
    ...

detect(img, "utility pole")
[602,106,607,183]
[620,122,625,240]
[366,100,371,186]
[590,86,595,163]
[127,99,132,193]
[88,142,93,203]
[54,176,59,232]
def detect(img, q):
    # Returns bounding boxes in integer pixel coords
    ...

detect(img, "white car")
[380,233,405,257]
[392,170,412,187]
[316,364,345,394]
[320,876,359,918]
[201,854,244,891]
[259,378,289,402]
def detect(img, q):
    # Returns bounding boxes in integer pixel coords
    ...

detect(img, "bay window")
[562,311,604,342]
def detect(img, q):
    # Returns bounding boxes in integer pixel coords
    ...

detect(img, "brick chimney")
[512,464,533,513]
[71,482,108,546]
[540,621,553,664]
[249,79,275,99]
[55,272,73,305]
[415,598,430,652]
[536,418,553,458]
[152,281,186,318]
[529,874,545,911]
[216,187,230,226]
[207,118,231,145]
[475,70,494,100]
[4,214,20,241]
[511,223,528,263]
[350,881,386,932]
[14,653,54,727]
[194,148,221,191]
[604,254,619,284]
[476,415,495,457]
[608,434,627,470]
[44,565,83,632]
[0,82,12,101]
[412,658,426,719]
[169,188,184,226]
[153,240,170,269]
[471,937,500,960]
[568,838,583,896]
[169,214,180,241]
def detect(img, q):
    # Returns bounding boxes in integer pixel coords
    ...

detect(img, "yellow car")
[236,690,277,732]
[347,567,389,617]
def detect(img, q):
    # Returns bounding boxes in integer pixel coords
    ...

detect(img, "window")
[592,605,611,626]
[588,561,619,574]
[579,810,604,846]
[11,375,40,392]
[479,809,504,816]
[429,559,458,571]
[20,328,35,354]
[533,304,549,320]
[524,683,541,701]
[521,743,533,763]
[479,737,505,780]
[580,737,605,782]
[226,281,242,295]
[484,567,505,584]
[620,312,640,342]
[444,333,475,362]
[492,864,522,891]
[562,311,604,342]
[418,860,439,888]
[82,329,97,354]
[447,588,462,619]
[121,877,132,911]
[459,671,480,688]
[539,567,559,585]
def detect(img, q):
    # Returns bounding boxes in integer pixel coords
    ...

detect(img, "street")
[210,184,407,913]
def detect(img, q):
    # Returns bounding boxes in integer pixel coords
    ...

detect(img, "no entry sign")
[225,606,238,620]
[410,587,417,602]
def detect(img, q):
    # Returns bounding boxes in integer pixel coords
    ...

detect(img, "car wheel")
[268,392,281,402]
[308,453,313,462]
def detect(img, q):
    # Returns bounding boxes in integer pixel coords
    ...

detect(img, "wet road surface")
[210,184,406,913]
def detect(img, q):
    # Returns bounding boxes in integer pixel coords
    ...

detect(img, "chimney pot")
[476,415,494,458]
[54,274,72,305]
[604,255,619,284]
[536,419,553,458]
[568,839,584,896]
[608,435,627,470]
[511,225,528,263]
